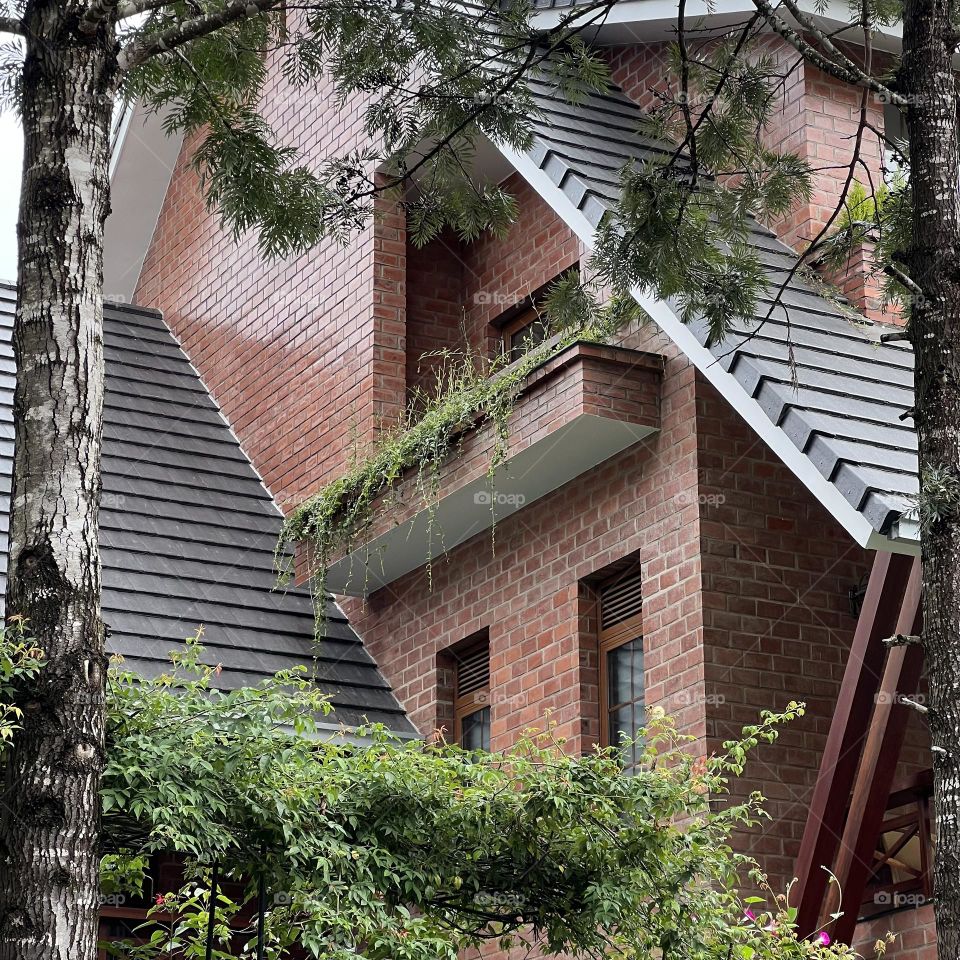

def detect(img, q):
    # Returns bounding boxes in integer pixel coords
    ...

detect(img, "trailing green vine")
[278,279,642,614]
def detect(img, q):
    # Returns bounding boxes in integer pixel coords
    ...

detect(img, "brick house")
[104,4,935,956]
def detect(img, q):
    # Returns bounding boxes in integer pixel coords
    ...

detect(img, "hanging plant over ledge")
[277,280,643,609]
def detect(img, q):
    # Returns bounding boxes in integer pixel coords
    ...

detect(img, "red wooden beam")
[827,556,923,944]
[794,551,915,936]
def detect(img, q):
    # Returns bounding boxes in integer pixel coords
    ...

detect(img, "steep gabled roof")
[0,284,416,737]
[493,76,918,552]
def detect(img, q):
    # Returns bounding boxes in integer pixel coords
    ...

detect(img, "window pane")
[509,318,549,361]
[460,706,491,751]
[606,636,644,768]
[607,638,641,708]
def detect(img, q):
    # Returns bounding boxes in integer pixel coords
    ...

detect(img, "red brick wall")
[695,377,871,887]
[459,173,581,333]
[406,231,465,400]
[856,904,938,960]
[133,42,402,509]
[404,173,582,400]
[345,330,708,753]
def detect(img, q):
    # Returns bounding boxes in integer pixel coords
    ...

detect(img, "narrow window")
[599,571,645,769]
[454,637,490,751]
[495,264,579,363]
[883,101,906,180]
[502,304,551,363]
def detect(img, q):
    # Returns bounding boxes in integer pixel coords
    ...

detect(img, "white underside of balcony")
[327,412,657,596]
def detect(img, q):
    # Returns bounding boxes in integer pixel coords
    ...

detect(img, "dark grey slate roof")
[520,75,917,537]
[0,284,415,736]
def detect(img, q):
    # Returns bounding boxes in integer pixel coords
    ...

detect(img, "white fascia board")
[531,0,903,50]
[104,101,184,303]
[494,141,918,555]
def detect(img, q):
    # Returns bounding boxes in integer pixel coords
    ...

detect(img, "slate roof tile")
[520,78,917,537]
[0,284,415,737]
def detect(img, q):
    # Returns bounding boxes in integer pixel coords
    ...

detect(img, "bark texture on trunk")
[0,2,115,959]
[902,0,960,956]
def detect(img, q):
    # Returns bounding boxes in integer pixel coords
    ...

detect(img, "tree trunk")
[901,0,960,956]
[0,2,115,959]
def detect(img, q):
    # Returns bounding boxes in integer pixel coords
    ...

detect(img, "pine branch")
[0,15,22,34]
[117,0,282,71]
[747,0,907,107]
[713,86,873,363]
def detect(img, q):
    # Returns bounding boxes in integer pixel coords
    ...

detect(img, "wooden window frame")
[491,264,580,360]
[598,609,645,749]
[453,688,490,744]
[500,303,551,363]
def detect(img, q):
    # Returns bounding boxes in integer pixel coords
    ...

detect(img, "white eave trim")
[104,101,184,304]
[494,142,919,556]
[531,0,903,50]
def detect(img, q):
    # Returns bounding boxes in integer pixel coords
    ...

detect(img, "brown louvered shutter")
[454,637,491,751]
[599,569,644,768]
[455,642,490,698]
[600,569,644,638]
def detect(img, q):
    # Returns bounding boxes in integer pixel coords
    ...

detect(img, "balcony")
[326,341,662,596]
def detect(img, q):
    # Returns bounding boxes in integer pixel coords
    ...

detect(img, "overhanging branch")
[747,0,907,107]
[116,0,179,22]
[117,0,283,72]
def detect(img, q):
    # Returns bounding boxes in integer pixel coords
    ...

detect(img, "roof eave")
[530,0,904,50]
[493,140,918,557]
[104,101,183,304]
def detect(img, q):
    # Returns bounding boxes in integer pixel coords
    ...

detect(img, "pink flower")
[817,932,832,947]
[744,908,757,921]
[155,895,165,906]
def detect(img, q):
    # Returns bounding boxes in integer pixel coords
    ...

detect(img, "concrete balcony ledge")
[326,340,663,596]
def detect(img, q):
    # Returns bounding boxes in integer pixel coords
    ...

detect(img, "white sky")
[0,110,22,284]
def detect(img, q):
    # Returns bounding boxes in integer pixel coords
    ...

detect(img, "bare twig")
[882,633,923,646]
[884,261,924,299]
